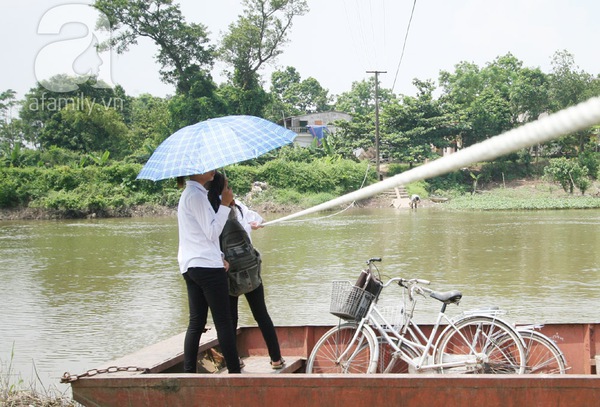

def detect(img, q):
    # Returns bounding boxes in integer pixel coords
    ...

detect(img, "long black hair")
[207,171,242,216]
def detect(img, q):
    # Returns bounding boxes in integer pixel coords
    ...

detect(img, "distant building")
[280,112,352,147]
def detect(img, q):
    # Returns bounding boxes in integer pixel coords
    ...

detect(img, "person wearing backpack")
[177,172,241,374]
[208,171,285,370]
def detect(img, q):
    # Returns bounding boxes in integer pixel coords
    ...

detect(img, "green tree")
[335,77,395,116]
[94,0,215,95]
[271,66,302,98]
[548,50,593,111]
[39,98,129,158]
[438,61,483,110]
[0,89,23,150]
[583,73,600,101]
[0,90,17,122]
[509,67,550,123]
[292,77,330,113]
[328,113,375,160]
[332,78,396,159]
[169,73,228,129]
[465,89,512,147]
[439,54,539,147]
[219,0,309,115]
[383,79,455,164]
[268,67,331,118]
[545,50,598,156]
[19,76,128,149]
[128,94,171,158]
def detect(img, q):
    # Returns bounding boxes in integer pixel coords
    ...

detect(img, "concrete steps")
[378,186,409,199]
[378,185,411,208]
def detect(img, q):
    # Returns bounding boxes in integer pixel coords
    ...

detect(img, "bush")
[42,166,86,191]
[386,163,411,177]
[427,170,471,194]
[223,165,260,195]
[544,158,590,194]
[276,145,319,163]
[257,158,374,194]
[0,176,20,207]
[0,168,49,206]
[578,150,599,180]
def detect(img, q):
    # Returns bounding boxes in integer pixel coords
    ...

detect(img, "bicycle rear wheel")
[306,323,378,374]
[434,315,526,374]
[517,329,567,374]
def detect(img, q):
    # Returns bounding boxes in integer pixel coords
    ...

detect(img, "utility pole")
[366,70,386,180]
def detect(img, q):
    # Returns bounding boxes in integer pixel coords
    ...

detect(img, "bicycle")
[306,258,527,374]
[463,308,569,374]
[517,325,568,374]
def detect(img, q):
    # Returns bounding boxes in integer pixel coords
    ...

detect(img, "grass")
[1,349,77,407]
[443,180,600,210]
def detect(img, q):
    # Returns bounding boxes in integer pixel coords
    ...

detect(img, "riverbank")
[1,178,599,221]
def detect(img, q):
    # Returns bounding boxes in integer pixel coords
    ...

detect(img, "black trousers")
[229,283,282,362]
[183,267,241,373]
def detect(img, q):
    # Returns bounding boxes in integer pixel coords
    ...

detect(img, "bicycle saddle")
[429,290,462,305]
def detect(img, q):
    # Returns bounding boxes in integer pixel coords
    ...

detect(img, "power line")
[342,0,371,72]
[368,0,378,68]
[391,0,418,93]
[367,70,386,180]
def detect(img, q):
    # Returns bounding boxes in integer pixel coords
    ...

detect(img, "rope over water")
[263,96,600,226]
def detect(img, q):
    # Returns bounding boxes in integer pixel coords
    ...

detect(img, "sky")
[1,0,600,103]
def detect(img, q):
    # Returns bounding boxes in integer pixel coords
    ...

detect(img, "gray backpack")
[220,211,262,296]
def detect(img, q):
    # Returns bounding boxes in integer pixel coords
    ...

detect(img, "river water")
[1,207,599,393]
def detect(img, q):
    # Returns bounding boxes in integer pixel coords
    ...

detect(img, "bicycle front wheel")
[517,329,567,374]
[434,315,526,374]
[377,336,421,373]
[306,323,378,374]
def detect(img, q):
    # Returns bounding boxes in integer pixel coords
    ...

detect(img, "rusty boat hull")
[68,323,600,407]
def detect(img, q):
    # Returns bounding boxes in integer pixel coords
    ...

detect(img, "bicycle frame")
[310,260,526,375]
[367,297,477,372]
[362,278,521,373]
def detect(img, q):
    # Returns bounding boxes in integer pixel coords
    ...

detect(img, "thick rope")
[263,96,600,226]
[265,163,372,224]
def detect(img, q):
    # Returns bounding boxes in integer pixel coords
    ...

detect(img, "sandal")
[270,358,285,370]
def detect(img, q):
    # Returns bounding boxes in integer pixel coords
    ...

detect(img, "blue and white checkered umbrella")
[137,115,297,181]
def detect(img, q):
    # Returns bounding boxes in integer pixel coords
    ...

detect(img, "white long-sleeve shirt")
[177,180,231,274]
[233,200,263,242]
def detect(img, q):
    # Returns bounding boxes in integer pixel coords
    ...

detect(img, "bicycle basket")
[330,281,376,321]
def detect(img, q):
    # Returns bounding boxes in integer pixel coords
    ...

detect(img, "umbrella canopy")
[137,115,297,181]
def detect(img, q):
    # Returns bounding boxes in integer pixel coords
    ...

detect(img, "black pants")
[183,267,241,373]
[229,283,282,362]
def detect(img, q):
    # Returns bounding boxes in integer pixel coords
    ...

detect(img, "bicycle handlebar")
[380,277,431,288]
[366,257,382,264]
[363,258,431,292]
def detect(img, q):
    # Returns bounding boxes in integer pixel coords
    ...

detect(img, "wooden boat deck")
[234,356,305,374]
[93,327,306,376]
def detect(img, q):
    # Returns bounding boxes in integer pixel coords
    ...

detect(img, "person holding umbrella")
[177,171,241,374]
[208,171,285,370]
[137,115,296,373]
